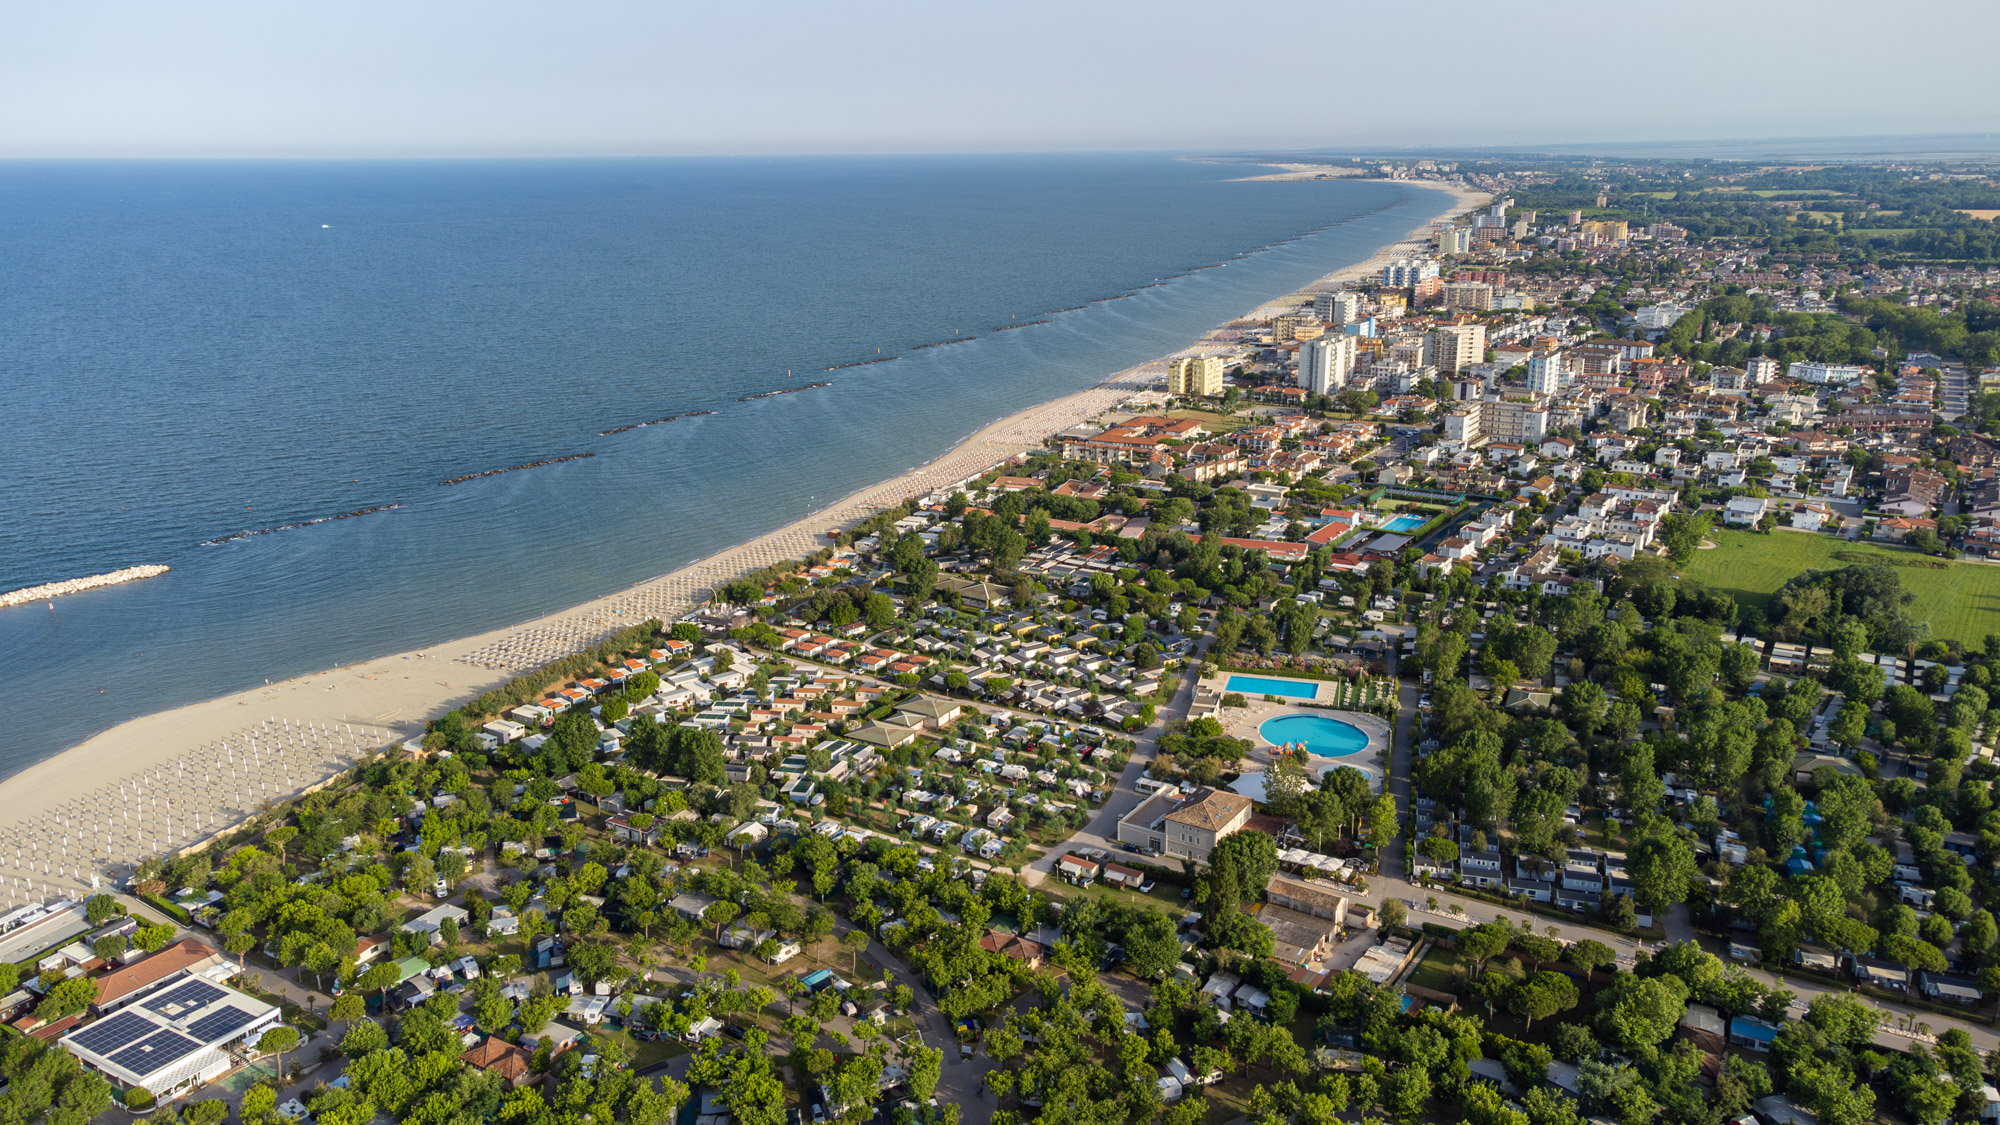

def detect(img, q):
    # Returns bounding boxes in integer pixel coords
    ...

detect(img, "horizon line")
[0,130,1994,163]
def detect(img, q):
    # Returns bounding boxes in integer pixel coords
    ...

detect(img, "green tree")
[1594,974,1686,1053]
[255,1026,301,1081]
[1510,972,1579,1031]
[1124,911,1181,979]
[34,975,97,1020]
[1626,826,1697,913]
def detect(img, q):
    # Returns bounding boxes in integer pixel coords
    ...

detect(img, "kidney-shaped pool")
[1258,713,1370,757]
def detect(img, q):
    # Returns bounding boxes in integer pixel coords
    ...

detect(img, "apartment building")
[1167,354,1226,398]
[1381,257,1441,288]
[1297,335,1358,396]
[1444,397,1551,446]
[1314,291,1363,324]
[1427,322,1487,375]
[1442,281,1494,312]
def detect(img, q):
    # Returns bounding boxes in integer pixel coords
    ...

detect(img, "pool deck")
[1202,670,1391,796]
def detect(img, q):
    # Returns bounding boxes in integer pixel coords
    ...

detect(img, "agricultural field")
[1682,529,2000,646]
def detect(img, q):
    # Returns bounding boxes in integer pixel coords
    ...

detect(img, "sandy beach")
[1224,162,1370,183]
[0,179,1487,902]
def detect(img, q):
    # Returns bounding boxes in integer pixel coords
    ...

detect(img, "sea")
[0,154,1455,776]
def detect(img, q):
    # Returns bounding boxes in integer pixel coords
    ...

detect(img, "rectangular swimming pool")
[1224,674,1320,700]
[1382,513,1429,533]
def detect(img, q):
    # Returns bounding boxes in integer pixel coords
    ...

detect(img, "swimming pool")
[1258,713,1370,756]
[1382,513,1429,533]
[1225,674,1320,700]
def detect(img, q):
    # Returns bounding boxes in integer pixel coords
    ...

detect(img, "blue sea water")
[0,155,1456,777]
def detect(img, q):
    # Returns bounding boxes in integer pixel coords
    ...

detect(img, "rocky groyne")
[0,565,170,609]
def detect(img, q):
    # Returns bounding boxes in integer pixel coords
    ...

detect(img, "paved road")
[1020,654,1204,887]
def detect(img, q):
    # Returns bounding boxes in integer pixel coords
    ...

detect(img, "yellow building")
[1580,220,1628,241]
[1167,355,1225,398]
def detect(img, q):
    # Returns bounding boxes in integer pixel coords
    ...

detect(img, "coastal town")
[13,154,2000,1125]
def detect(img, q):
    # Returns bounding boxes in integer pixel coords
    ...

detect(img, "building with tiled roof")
[1116,786,1253,864]
[91,939,225,1015]
[462,1036,533,1087]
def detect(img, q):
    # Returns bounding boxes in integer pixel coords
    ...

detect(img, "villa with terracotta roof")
[1115,786,1253,864]
[463,1036,534,1087]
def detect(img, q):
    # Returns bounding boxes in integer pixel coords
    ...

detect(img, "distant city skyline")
[3,0,1994,158]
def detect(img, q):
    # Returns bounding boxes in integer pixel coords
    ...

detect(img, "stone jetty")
[0,565,169,609]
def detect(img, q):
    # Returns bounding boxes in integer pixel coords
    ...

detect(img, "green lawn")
[1405,945,1461,994]
[1682,530,2000,645]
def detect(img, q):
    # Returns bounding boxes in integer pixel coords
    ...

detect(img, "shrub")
[125,1087,155,1112]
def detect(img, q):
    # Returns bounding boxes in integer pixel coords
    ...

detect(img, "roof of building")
[462,1036,532,1082]
[1266,874,1347,913]
[93,939,223,1008]
[978,932,1045,963]
[1163,788,1253,833]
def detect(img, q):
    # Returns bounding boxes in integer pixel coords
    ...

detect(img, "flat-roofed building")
[1168,355,1226,398]
[1298,336,1357,396]
[61,974,281,1099]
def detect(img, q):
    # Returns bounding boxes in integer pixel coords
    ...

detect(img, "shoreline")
[0,178,1487,899]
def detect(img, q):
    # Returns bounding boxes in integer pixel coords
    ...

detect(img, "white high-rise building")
[1745,356,1781,386]
[1297,335,1358,396]
[1314,291,1364,324]
[1527,350,1568,395]
[1438,227,1472,255]
[1382,258,1441,287]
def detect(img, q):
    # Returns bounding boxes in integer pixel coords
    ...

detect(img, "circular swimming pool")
[1258,713,1370,757]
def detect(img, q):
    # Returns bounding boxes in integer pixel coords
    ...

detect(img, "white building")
[1634,303,1689,330]
[1526,350,1568,396]
[1314,291,1363,324]
[1297,336,1358,396]
[61,976,282,1099]
[1724,496,1769,526]
[1789,361,1868,384]
[1444,398,1551,445]
[1382,258,1441,287]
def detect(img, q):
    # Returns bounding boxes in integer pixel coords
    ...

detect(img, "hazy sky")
[5,0,1994,158]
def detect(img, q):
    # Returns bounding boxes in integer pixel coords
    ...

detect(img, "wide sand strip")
[0,181,1486,899]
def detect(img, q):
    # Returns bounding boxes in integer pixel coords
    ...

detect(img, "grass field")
[1405,945,1461,993]
[1681,529,2000,645]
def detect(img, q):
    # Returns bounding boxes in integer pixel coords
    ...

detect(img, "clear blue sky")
[5,0,1993,158]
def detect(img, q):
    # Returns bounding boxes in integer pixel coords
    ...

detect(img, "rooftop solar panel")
[68,1011,153,1056]
[142,979,224,1016]
[110,1029,204,1077]
[185,1005,256,1042]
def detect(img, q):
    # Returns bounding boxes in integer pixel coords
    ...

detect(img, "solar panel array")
[142,979,225,1016]
[109,1029,204,1077]
[67,1011,152,1056]
[184,1005,256,1042]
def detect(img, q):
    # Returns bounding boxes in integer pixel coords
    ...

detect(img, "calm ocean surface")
[0,155,1452,775]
